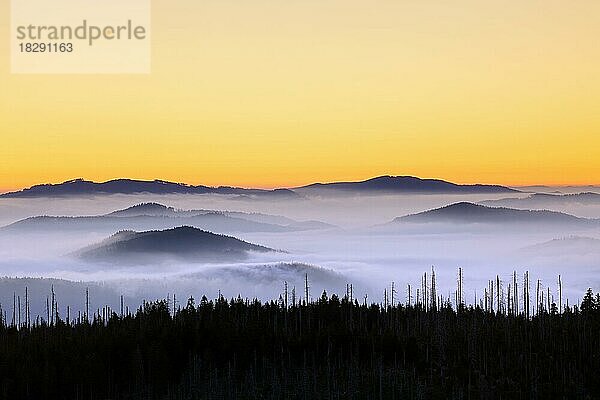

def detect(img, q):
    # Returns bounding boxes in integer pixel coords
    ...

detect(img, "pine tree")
[581,288,595,313]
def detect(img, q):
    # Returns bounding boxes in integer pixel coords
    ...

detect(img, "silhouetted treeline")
[0,288,599,399]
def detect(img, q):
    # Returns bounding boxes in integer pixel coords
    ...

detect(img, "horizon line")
[2,175,600,195]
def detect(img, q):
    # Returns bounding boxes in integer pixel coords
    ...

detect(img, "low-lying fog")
[1,191,599,319]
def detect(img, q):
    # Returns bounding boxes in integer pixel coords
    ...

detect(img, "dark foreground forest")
[0,285,599,400]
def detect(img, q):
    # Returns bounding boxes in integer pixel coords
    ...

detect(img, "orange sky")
[1,0,600,191]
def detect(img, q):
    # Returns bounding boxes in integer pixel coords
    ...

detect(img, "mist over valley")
[0,176,598,319]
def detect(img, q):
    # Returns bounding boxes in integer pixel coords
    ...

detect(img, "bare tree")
[558,275,563,314]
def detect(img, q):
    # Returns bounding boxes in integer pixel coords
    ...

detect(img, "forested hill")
[0,178,300,198]
[296,175,518,194]
[76,226,276,263]
[0,288,599,399]
[395,202,593,226]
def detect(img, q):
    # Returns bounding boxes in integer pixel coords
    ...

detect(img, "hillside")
[76,226,277,263]
[1,203,335,234]
[393,202,593,226]
[481,192,600,209]
[296,175,518,194]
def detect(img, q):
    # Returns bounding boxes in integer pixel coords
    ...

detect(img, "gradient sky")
[1,0,600,191]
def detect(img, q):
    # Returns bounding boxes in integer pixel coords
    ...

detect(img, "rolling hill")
[391,202,596,227]
[1,176,518,199]
[108,203,304,226]
[107,202,182,217]
[75,226,277,263]
[480,192,600,209]
[295,175,518,195]
[0,178,301,199]
[519,236,600,257]
[0,203,335,234]
[183,262,343,287]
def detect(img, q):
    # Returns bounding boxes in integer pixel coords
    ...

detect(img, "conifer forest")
[0,271,598,400]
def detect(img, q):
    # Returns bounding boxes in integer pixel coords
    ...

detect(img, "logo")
[11,0,151,73]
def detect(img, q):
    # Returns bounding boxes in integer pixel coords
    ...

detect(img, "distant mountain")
[295,176,518,195]
[209,210,298,226]
[392,202,595,226]
[519,236,600,257]
[481,192,600,209]
[108,202,300,224]
[0,179,301,199]
[1,176,519,198]
[76,226,277,263]
[1,214,297,234]
[284,220,336,230]
[111,203,321,227]
[512,185,600,195]
[184,262,343,287]
[107,202,180,217]
[1,203,335,234]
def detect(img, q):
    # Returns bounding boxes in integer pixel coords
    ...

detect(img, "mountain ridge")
[480,192,600,209]
[0,178,301,198]
[1,176,518,198]
[0,203,336,234]
[295,176,518,194]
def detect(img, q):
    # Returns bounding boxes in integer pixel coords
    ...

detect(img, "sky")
[1,0,600,191]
